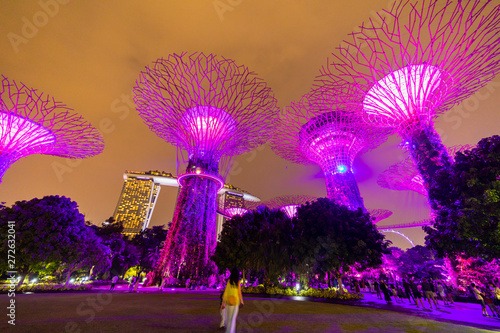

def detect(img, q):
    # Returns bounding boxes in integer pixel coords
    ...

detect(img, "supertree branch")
[377,144,474,196]
[247,194,318,218]
[270,91,390,211]
[0,76,104,182]
[316,0,500,195]
[368,208,393,224]
[135,52,279,282]
[134,52,278,160]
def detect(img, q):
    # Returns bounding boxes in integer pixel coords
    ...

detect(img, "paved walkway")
[93,285,500,331]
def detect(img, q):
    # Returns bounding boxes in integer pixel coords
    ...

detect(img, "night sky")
[1,0,499,249]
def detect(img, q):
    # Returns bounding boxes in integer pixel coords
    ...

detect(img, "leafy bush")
[241,285,363,301]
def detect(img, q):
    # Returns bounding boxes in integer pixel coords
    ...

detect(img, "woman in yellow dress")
[221,268,244,333]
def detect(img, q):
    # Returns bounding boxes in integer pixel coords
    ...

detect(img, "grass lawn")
[0,292,494,332]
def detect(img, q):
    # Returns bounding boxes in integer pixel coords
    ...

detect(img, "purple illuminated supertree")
[252,194,318,218]
[317,0,500,195]
[378,145,474,196]
[134,53,278,280]
[271,91,389,211]
[369,208,393,224]
[0,76,104,182]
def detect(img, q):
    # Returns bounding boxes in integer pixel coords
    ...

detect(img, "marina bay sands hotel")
[113,170,260,236]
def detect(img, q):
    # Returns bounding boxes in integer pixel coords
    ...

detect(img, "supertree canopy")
[378,145,474,196]
[0,76,104,183]
[134,52,278,280]
[251,194,318,218]
[317,0,500,195]
[369,208,392,224]
[270,91,389,211]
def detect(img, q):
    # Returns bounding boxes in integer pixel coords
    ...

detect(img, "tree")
[397,245,446,280]
[293,198,391,290]
[426,135,500,260]
[59,227,112,285]
[213,206,293,286]
[454,255,500,290]
[130,225,168,289]
[0,196,92,286]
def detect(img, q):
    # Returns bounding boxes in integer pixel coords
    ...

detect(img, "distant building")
[216,185,260,236]
[113,170,177,236]
[113,170,260,236]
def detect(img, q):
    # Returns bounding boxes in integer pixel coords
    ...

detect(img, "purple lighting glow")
[135,52,278,281]
[0,76,103,183]
[317,0,500,196]
[378,145,474,196]
[271,91,389,211]
[364,64,443,131]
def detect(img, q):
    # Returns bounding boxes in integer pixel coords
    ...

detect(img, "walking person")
[219,287,226,329]
[445,284,455,304]
[355,280,360,293]
[410,279,425,308]
[391,283,400,303]
[484,288,499,318]
[379,280,392,304]
[128,276,136,293]
[403,279,416,304]
[422,279,439,309]
[471,283,490,316]
[110,275,118,291]
[437,282,448,305]
[374,280,382,299]
[221,268,244,333]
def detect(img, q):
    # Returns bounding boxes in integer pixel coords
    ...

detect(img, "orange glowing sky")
[1,0,499,249]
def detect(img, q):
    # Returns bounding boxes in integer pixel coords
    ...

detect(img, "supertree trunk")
[158,155,219,280]
[324,169,365,211]
[404,124,451,192]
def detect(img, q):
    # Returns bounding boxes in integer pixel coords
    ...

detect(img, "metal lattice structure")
[255,194,318,218]
[369,208,393,224]
[270,91,390,211]
[381,218,432,230]
[317,0,500,196]
[134,52,279,281]
[0,76,104,182]
[378,144,474,195]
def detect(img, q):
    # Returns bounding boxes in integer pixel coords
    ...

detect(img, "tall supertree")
[271,91,389,211]
[0,76,104,182]
[134,53,278,280]
[378,145,474,196]
[317,0,500,195]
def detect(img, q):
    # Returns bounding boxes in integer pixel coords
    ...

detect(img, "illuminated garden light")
[135,52,278,281]
[223,207,248,218]
[271,91,389,211]
[317,0,500,196]
[0,76,104,183]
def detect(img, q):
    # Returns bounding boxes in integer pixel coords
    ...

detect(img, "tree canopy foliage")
[426,135,500,260]
[213,198,390,288]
